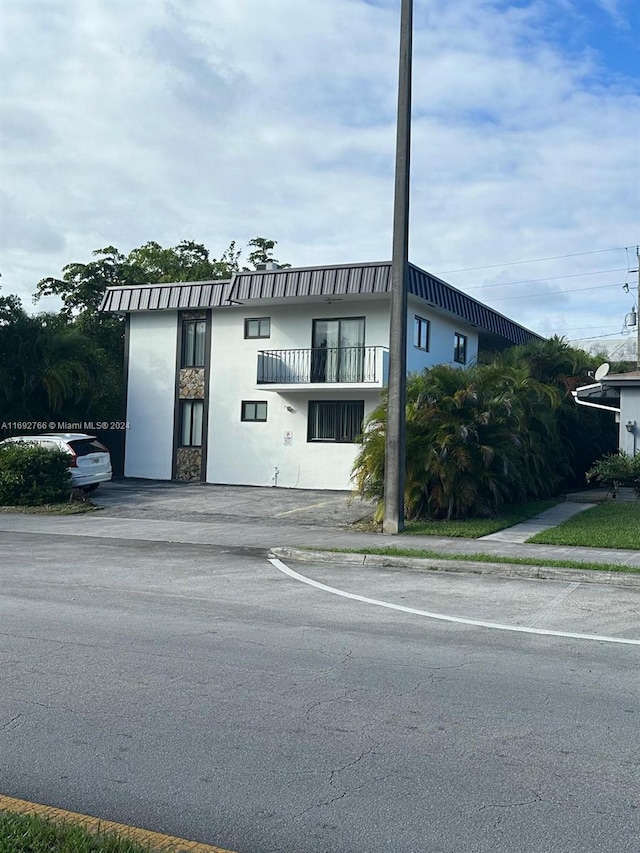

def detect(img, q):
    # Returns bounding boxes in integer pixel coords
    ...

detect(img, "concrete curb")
[271,547,640,587]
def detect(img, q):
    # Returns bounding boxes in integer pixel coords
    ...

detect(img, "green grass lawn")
[402,499,558,538]
[325,545,639,573]
[0,811,155,853]
[527,502,640,550]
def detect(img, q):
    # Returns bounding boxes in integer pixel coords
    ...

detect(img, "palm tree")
[353,362,563,521]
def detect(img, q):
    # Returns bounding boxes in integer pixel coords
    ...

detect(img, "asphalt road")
[1,531,639,853]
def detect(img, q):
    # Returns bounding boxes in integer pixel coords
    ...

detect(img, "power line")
[462,268,627,291]
[487,282,621,302]
[436,246,632,275]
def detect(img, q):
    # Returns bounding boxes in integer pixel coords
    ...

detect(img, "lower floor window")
[242,401,268,422]
[180,399,204,446]
[308,400,364,443]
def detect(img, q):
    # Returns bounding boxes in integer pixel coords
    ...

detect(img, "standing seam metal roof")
[99,280,233,313]
[99,262,542,345]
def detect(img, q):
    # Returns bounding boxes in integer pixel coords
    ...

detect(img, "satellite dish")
[594,363,610,381]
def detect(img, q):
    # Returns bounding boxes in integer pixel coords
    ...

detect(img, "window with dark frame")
[241,401,268,422]
[180,400,204,446]
[181,319,206,367]
[244,317,271,339]
[307,400,364,443]
[454,332,468,364]
[413,315,430,351]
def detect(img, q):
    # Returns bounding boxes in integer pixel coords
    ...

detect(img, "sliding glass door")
[311,318,365,382]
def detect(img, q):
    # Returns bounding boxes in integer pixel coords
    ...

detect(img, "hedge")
[0,443,73,506]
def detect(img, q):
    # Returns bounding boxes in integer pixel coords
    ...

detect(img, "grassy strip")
[0,502,98,515]
[402,500,559,538]
[0,810,154,853]
[320,546,639,574]
[527,503,640,550]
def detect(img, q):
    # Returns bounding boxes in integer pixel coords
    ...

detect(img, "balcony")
[257,346,388,391]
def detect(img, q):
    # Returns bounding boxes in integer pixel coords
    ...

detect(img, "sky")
[1,0,639,355]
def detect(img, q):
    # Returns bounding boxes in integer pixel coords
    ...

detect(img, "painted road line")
[274,498,344,517]
[0,794,239,853]
[525,581,582,627]
[269,558,640,646]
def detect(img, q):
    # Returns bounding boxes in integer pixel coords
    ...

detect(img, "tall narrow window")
[182,319,206,367]
[307,401,364,443]
[454,333,468,365]
[414,316,430,351]
[180,400,204,446]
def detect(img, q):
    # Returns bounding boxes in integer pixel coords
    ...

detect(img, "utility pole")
[383,0,413,534]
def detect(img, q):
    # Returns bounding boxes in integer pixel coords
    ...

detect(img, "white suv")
[0,433,112,492]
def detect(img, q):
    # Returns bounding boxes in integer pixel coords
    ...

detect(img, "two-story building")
[101,260,543,490]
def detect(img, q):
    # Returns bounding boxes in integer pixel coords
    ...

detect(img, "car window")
[68,439,109,456]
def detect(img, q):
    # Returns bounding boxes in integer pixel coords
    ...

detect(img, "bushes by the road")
[0,443,72,506]
[587,451,640,498]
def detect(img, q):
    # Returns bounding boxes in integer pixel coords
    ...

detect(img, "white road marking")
[274,499,344,517]
[268,559,640,646]
[526,581,582,627]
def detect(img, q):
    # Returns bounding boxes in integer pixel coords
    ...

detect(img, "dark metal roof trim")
[228,263,391,302]
[406,265,541,346]
[99,262,542,346]
[99,280,232,313]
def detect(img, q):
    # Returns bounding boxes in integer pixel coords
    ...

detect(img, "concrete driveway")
[93,479,376,528]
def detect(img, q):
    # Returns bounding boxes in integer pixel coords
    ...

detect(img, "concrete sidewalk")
[479,501,596,543]
[0,509,638,571]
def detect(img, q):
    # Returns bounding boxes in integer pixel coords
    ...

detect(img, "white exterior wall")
[406,296,479,373]
[125,312,177,479]
[207,300,389,490]
[618,387,640,456]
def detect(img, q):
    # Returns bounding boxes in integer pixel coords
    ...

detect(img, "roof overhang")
[572,381,621,413]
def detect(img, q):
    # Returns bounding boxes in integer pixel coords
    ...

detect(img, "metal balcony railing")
[257,346,383,384]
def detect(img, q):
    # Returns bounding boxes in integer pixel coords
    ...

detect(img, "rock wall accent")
[180,367,205,399]
[175,447,202,482]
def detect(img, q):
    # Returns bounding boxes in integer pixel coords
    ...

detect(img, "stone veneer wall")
[175,447,202,482]
[179,367,205,399]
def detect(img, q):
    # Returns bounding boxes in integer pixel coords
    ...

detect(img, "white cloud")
[0,0,637,348]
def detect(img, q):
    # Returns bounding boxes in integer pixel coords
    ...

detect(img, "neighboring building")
[101,261,543,490]
[573,370,640,456]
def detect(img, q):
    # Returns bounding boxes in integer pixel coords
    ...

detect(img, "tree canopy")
[1,236,288,432]
[34,236,288,316]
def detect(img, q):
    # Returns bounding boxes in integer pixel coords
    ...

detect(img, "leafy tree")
[245,237,290,269]
[34,237,288,316]
[494,336,617,485]
[0,302,102,426]
[27,237,288,426]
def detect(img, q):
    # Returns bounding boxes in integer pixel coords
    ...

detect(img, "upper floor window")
[454,333,468,365]
[182,319,206,367]
[307,400,364,443]
[245,317,271,339]
[413,315,430,351]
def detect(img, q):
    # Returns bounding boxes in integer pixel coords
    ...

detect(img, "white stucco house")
[573,369,640,457]
[100,260,543,490]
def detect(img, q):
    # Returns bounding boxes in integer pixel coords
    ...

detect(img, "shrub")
[0,442,72,506]
[586,451,640,499]
[353,363,564,521]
